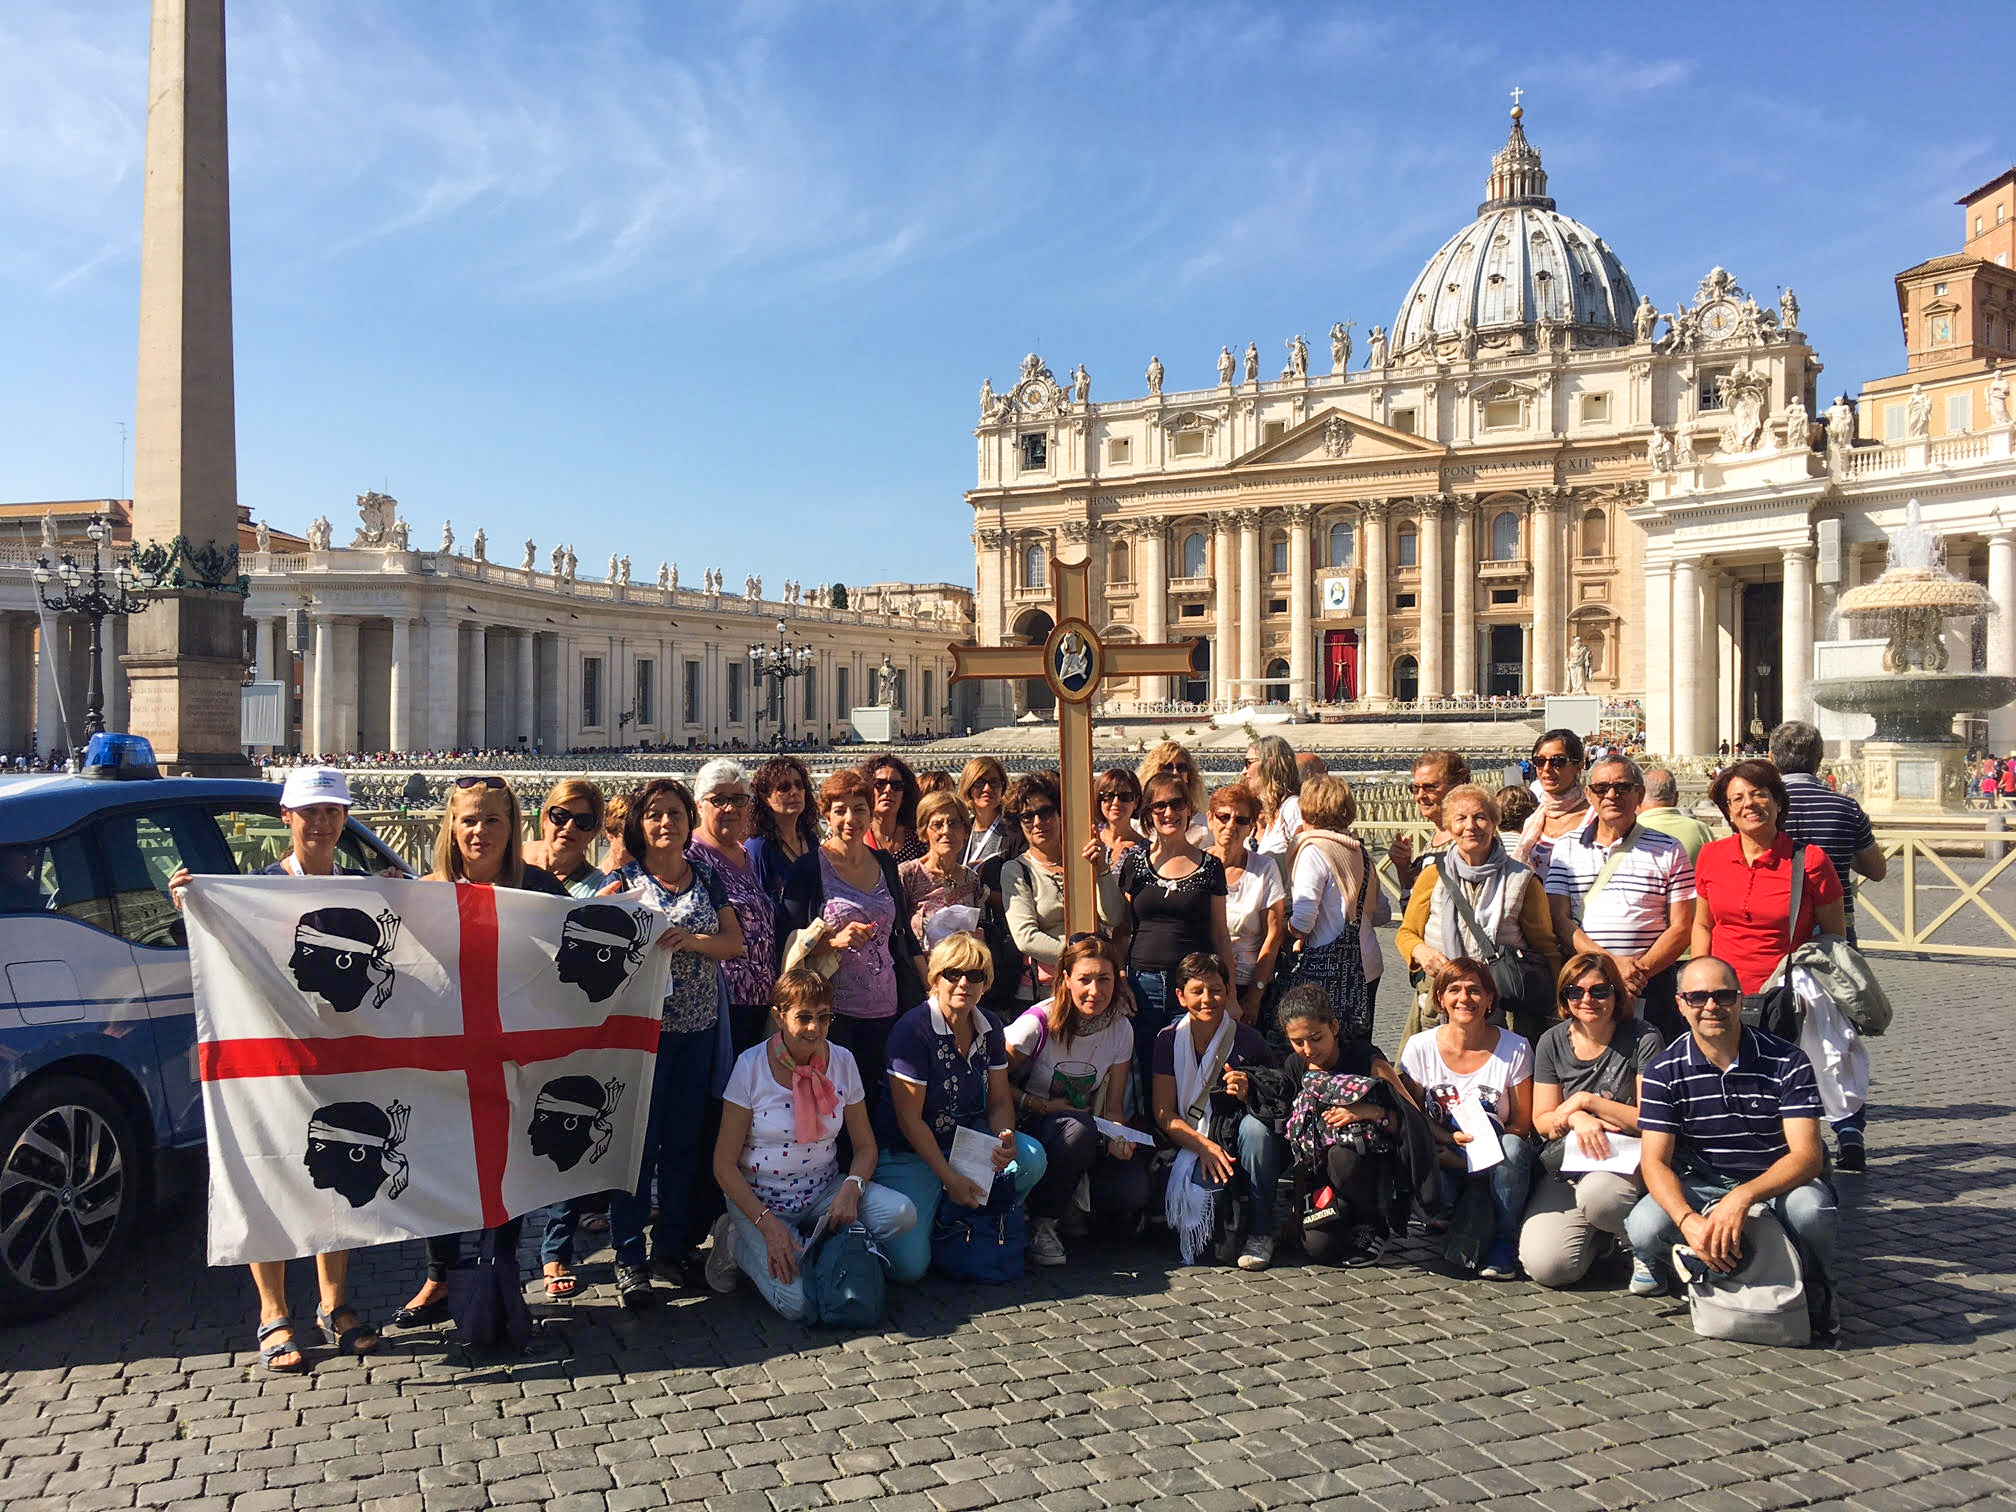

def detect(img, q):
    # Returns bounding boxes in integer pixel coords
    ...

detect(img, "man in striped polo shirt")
[1545,754,1695,1043]
[1625,956,1838,1342]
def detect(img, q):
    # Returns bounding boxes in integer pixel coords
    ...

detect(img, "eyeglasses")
[454,775,508,790]
[1018,806,1058,825]
[1408,782,1444,796]
[1534,755,1578,771]
[1148,799,1187,815]
[1587,781,1640,799]
[1562,984,1616,1003]
[1679,989,1743,1010]
[871,776,905,791]
[1066,930,1110,945]
[546,807,598,831]
[704,793,750,809]
[1210,811,1255,826]
[938,968,988,985]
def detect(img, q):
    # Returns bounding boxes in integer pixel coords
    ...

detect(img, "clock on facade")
[1700,300,1737,339]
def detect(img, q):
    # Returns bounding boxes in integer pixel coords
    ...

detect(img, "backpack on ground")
[1672,1200,1810,1347]
[800,1221,888,1328]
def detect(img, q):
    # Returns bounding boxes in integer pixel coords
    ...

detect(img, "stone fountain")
[1809,500,2016,816]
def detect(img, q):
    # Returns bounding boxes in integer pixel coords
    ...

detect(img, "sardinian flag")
[186,877,670,1266]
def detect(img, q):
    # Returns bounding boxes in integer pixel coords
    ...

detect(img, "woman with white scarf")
[1397,785,1561,1037]
[1513,729,1590,882]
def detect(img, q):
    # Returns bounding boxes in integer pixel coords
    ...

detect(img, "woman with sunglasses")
[1094,766,1148,872]
[748,756,820,902]
[395,775,571,1327]
[958,756,1012,868]
[1135,740,1210,845]
[523,778,609,898]
[691,760,778,1055]
[1519,953,1664,1292]
[862,754,927,863]
[1243,735,1304,870]
[1121,770,1239,1099]
[1513,729,1590,880]
[1003,771,1124,1003]
[1207,783,1285,1026]
[872,933,1047,1284]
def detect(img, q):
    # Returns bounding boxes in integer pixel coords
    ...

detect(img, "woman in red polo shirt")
[1690,759,1845,1001]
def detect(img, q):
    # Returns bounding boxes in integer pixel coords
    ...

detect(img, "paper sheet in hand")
[1560,1133,1641,1174]
[1094,1118,1157,1148]
[949,1125,1002,1191]
[1450,1096,1504,1172]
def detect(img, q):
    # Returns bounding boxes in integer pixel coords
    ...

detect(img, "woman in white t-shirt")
[1245,735,1304,865]
[1397,958,1535,1282]
[706,969,917,1319]
[1004,936,1149,1265]
[1207,782,1286,1023]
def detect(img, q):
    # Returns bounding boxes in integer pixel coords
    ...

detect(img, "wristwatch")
[843,1174,866,1191]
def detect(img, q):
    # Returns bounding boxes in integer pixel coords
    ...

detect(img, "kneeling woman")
[1151,952,1290,1272]
[1279,986,1405,1267]
[706,969,916,1319]
[873,934,1048,1284]
[1397,959,1535,1281]
[1005,935,1149,1265]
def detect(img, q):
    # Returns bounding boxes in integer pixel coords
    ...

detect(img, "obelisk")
[123,0,250,773]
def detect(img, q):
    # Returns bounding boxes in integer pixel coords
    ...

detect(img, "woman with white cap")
[169,765,389,1373]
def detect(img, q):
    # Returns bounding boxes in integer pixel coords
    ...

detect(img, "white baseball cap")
[279,765,355,810]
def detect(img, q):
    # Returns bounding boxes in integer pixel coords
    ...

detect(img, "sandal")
[257,1318,309,1374]
[316,1305,380,1357]
[542,1263,579,1299]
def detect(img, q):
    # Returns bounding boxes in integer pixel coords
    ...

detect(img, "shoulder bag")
[802,1221,889,1328]
[1441,868,1553,1028]
[1744,843,1808,1041]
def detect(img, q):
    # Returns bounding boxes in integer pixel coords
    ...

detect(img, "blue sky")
[3,2,2011,588]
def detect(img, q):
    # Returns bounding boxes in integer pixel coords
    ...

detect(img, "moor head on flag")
[528,1074,626,1171]
[289,906,401,1013]
[555,903,652,1003]
[304,1099,411,1207]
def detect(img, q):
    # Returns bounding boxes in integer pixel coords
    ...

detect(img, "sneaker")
[702,1214,740,1294]
[1342,1224,1386,1268]
[613,1262,657,1309]
[1028,1217,1068,1267]
[1478,1240,1519,1281]
[1236,1235,1275,1271]
[1836,1138,1866,1173]
[1628,1256,1667,1296]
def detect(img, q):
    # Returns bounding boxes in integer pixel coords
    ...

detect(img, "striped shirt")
[1638,1027,1821,1177]
[1779,773,1875,919]
[1544,818,1695,957]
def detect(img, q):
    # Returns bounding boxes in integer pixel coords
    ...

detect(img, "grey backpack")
[1672,1200,1809,1347]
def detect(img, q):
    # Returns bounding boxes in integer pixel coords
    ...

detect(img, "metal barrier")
[1853,831,2016,961]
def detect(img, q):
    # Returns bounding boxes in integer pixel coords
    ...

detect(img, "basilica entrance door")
[1323,629,1358,701]
[1487,625,1524,697]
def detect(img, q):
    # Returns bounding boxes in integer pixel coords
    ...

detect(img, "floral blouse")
[689,841,775,1008]
[618,857,730,1034]
[898,857,982,945]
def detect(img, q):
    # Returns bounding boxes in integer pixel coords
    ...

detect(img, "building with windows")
[965,106,1820,729]
[0,497,971,756]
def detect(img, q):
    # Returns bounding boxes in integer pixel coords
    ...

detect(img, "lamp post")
[749,618,815,751]
[34,514,150,738]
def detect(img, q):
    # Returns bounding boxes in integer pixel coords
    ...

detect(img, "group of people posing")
[222,722,1871,1366]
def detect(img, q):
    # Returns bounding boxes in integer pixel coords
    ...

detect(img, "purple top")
[689,841,776,1008]
[821,848,900,1021]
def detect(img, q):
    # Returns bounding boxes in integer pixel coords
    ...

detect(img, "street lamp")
[748,617,816,751]
[34,514,150,738]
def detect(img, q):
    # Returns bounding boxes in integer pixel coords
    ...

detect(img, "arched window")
[1328,520,1354,568]
[1023,544,1047,589]
[1182,532,1207,578]
[1264,658,1290,703]
[1393,655,1419,703]
[1580,508,1607,559]
[1491,510,1520,562]
[1397,524,1418,569]
[1109,539,1130,583]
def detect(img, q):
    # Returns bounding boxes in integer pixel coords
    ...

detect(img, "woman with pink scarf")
[704,969,916,1319]
[1513,729,1591,883]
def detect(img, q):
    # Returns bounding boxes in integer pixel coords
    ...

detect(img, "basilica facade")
[965,107,1822,732]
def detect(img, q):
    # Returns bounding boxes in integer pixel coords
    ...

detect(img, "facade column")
[1418,495,1447,699]
[1781,544,1815,727]
[1237,511,1262,697]
[427,617,460,750]
[107,617,131,737]
[1531,490,1561,695]
[1137,524,1169,704]
[516,630,536,746]
[0,619,14,754]
[253,616,273,680]
[1644,561,1672,753]
[1451,498,1478,696]
[310,614,337,755]
[1286,506,1313,707]
[388,617,413,752]
[1671,558,1703,755]
[334,618,360,753]
[1989,531,2016,747]
[465,626,488,748]
[1363,499,1391,704]
[1212,516,1238,702]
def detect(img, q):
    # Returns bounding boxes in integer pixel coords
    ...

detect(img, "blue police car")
[0,735,407,1318]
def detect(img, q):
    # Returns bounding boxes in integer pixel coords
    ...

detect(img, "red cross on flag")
[186,877,671,1267]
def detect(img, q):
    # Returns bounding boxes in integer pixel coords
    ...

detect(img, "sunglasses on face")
[1562,984,1615,1003]
[546,807,598,831]
[1018,806,1058,825]
[1148,799,1187,815]
[970,777,999,792]
[1158,762,1194,776]
[454,775,508,790]
[1211,811,1255,826]
[872,776,904,791]
[1099,792,1134,805]
[1679,989,1742,1009]
[938,968,987,985]
[1408,782,1444,796]
[1587,781,1640,799]
[769,780,804,794]
[1534,755,1578,771]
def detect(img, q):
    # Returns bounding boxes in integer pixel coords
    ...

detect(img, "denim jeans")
[874,1134,1047,1284]
[1234,1114,1285,1235]
[609,1025,717,1269]
[1025,1111,1151,1226]
[724,1173,916,1321]
[538,1194,601,1266]
[1128,969,1176,1115]
[1436,1131,1535,1248]
[1625,1170,1837,1310]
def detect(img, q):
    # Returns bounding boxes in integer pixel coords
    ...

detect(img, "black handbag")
[1743,842,1808,1041]
[1441,869,1553,1028]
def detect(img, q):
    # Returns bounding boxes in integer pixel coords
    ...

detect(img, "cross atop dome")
[1482,93,1554,213]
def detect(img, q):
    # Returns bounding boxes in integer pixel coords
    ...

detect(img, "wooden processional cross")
[949,556,1199,937]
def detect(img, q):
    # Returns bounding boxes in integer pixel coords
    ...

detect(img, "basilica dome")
[1389,107,1639,360]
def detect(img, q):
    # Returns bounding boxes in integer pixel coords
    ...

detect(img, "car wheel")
[0,1076,144,1320]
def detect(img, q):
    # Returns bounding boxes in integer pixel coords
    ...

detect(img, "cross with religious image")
[949,556,1198,936]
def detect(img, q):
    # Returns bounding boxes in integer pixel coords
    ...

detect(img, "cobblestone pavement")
[3,955,2014,1512]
